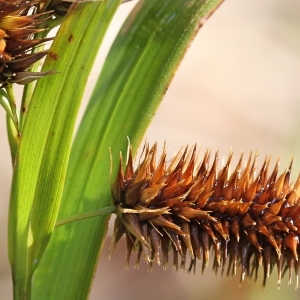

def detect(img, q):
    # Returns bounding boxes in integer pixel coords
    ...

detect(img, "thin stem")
[0,89,14,121]
[5,84,20,162]
[55,206,116,227]
[5,83,19,132]
[13,277,31,300]
[6,115,20,164]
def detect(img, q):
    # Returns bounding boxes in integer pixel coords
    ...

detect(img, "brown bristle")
[0,0,53,85]
[110,144,300,288]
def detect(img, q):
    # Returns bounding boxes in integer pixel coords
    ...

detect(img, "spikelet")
[110,143,300,288]
[0,0,53,85]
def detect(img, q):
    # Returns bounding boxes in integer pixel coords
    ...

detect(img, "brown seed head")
[110,144,300,288]
[0,0,53,85]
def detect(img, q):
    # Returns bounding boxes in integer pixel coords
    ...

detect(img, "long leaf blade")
[33,0,223,299]
[8,0,122,298]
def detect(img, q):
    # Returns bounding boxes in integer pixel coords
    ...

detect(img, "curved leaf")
[8,0,122,298]
[33,0,224,299]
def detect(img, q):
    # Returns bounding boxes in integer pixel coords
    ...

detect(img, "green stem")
[13,279,31,300]
[6,114,20,164]
[0,89,15,122]
[5,84,19,132]
[5,84,20,162]
[55,206,115,227]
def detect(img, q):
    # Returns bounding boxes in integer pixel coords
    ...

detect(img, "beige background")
[1,0,300,299]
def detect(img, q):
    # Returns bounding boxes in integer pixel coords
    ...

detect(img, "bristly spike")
[181,145,197,185]
[112,153,125,206]
[255,156,270,193]
[110,143,300,288]
[125,147,134,181]
[109,217,126,259]
[151,147,166,184]
[196,149,210,177]
[0,2,54,85]
[284,159,294,192]
[149,226,161,265]
[285,232,299,261]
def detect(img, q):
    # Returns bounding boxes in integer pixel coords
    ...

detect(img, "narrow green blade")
[33,0,223,299]
[8,0,122,298]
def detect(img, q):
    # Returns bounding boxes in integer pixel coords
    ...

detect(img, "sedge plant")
[1,0,225,299]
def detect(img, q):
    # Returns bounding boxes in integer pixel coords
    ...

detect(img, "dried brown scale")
[0,0,53,85]
[110,144,300,288]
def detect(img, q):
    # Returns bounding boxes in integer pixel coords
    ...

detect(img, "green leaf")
[8,0,122,298]
[33,0,224,299]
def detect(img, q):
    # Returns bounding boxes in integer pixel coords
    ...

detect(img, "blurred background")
[1,0,300,299]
